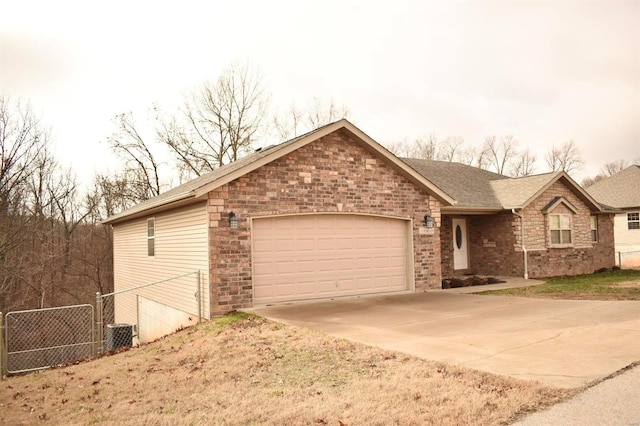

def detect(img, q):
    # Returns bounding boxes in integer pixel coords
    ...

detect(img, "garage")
[252,214,412,305]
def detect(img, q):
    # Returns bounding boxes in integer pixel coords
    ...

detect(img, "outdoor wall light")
[424,215,434,228]
[229,212,238,230]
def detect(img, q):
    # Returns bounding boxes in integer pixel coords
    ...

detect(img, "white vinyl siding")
[113,203,210,329]
[614,212,640,255]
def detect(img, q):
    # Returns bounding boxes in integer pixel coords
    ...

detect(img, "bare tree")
[0,95,48,213]
[0,95,114,311]
[412,134,439,159]
[544,140,583,174]
[159,62,270,179]
[272,97,349,141]
[384,139,412,157]
[305,97,350,130]
[601,159,627,176]
[582,159,630,187]
[510,148,537,177]
[437,136,466,162]
[272,103,304,141]
[86,172,138,220]
[478,135,520,175]
[108,112,164,200]
[386,134,438,159]
[0,95,49,309]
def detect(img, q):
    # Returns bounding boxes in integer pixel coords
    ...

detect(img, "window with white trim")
[590,216,598,242]
[628,212,639,230]
[147,218,155,256]
[550,214,572,245]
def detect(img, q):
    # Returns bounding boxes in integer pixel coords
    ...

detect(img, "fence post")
[196,270,202,323]
[0,312,6,380]
[618,252,622,268]
[95,292,103,356]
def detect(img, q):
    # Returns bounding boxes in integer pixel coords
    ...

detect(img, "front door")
[452,218,468,270]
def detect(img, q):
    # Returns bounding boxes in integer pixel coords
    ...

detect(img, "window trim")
[147,218,155,257]
[628,212,640,230]
[549,213,572,247]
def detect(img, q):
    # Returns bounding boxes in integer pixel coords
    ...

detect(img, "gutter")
[511,208,529,280]
[101,191,196,225]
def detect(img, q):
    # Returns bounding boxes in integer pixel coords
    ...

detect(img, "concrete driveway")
[250,291,640,388]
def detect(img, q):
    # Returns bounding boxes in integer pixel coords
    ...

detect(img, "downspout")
[512,209,528,280]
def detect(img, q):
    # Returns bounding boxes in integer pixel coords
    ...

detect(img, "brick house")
[404,159,615,279]
[103,120,455,335]
[586,165,640,267]
[104,120,615,338]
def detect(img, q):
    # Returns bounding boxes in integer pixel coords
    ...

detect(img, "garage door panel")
[299,279,334,294]
[336,238,354,249]
[253,215,410,305]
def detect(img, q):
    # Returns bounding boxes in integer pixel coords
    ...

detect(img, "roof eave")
[101,192,197,225]
[441,206,504,215]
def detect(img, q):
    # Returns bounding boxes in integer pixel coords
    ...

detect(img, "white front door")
[452,218,468,270]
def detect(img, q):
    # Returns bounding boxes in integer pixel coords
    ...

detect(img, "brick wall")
[440,217,453,275]
[440,179,615,279]
[206,129,442,315]
[530,213,616,277]
[521,180,614,277]
[521,181,592,250]
[592,214,616,270]
[441,214,523,277]
[469,213,523,276]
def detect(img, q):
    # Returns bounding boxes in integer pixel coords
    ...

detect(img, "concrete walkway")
[250,289,640,388]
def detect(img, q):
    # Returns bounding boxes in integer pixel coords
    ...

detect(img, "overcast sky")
[1,0,639,187]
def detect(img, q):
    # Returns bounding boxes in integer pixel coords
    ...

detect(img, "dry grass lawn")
[483,269,640,301]
[1,313,574,425]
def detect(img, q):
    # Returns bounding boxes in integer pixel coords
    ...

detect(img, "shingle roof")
[402,159,603,213]
[490,172,562,209]
[401,159,507,208]
[102,126,320,224]
[103,120,455,224]
[586,165,640,209]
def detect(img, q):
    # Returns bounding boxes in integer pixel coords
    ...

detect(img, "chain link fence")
[1,270,204,378]
[97,270,203,355]
[2,305,94,375]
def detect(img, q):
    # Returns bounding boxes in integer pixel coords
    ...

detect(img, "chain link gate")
[3,305,94,374]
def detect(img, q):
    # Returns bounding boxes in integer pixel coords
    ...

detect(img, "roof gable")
[541,196,579,214]
[103,120,455,224]
[491,171,602,211]
[586,165,640,209]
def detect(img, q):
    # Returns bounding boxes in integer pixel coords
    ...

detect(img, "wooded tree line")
[387,133,639,184]
[1,62,636,312]
[0,96,112,312]
[0,63,349,313]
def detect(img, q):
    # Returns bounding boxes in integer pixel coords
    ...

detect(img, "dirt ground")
[0,314,573,425]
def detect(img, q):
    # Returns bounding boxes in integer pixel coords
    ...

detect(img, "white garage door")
[252,214,410,305]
